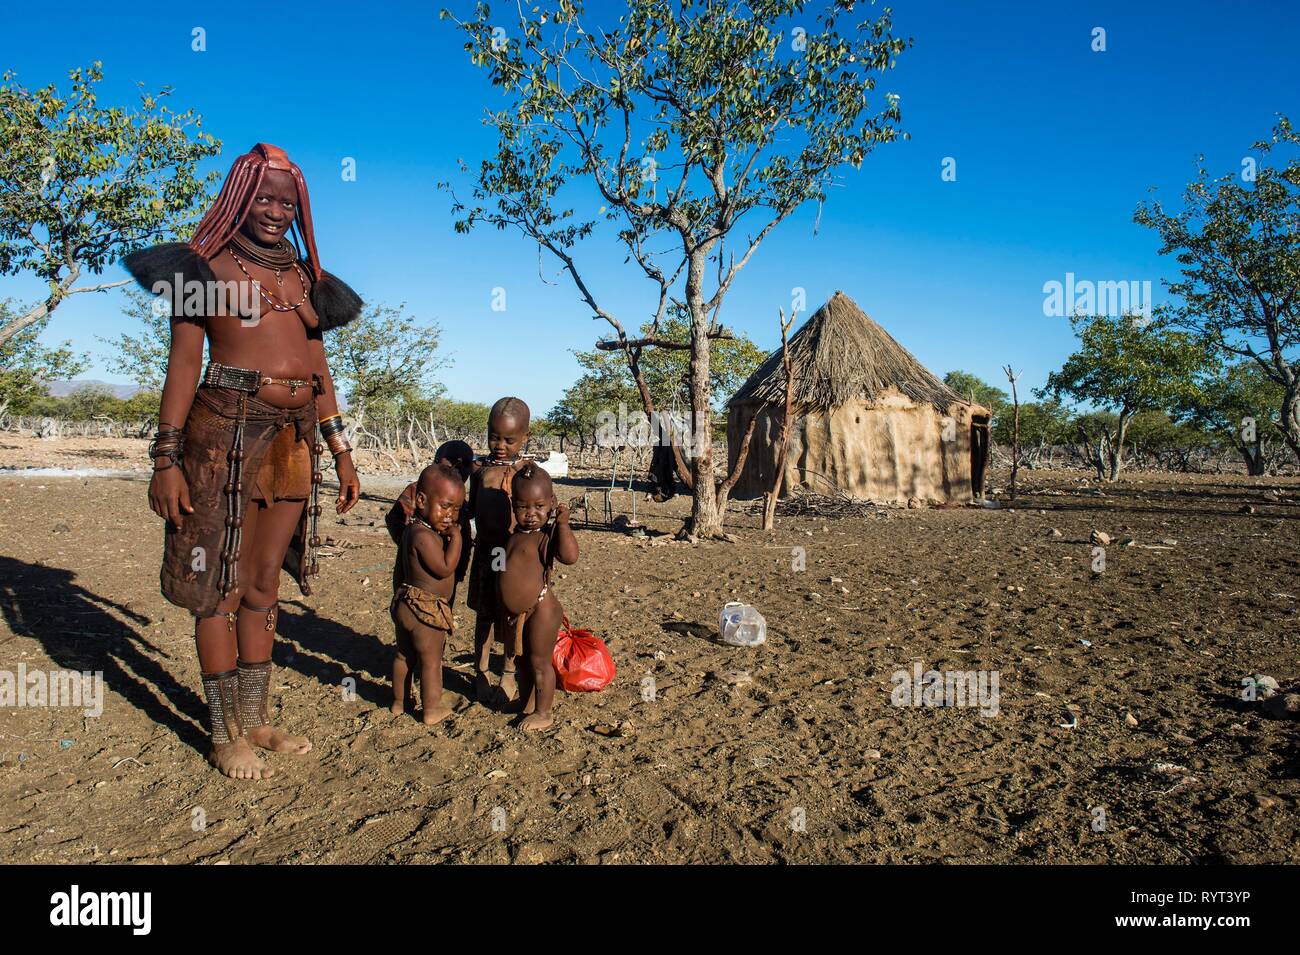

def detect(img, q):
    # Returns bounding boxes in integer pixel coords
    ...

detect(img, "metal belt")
[203,362,312,396]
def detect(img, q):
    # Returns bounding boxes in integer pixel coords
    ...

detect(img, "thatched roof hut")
[726,292,990,504]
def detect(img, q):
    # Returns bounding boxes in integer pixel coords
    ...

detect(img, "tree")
[550,312,764,453]
[944,370,1008,421]
[1135,116,1300,462]
[1176,359,1285,475]
[549,366,636,453]
[0,299,86,413]
[1123,411,1213,472]
[99,287,192,392]
[443,0,909,537]
[581,312,764,418]
[117,389,161,421]
[1041,312,1212,480]
[1068,410,1121,480]
[991,398,1068,466]
[60,383,122,420]
[323,303,446,420]
[428,398,492,436]
[0,62,222,348]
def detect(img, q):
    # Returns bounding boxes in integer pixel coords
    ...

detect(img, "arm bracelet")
[319,415,351,457]
[149,429,185,469]
[318,414,346,439]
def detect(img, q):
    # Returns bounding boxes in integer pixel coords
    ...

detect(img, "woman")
[124,144,362,779]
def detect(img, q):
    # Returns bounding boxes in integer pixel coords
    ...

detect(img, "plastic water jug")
[719,602,766,647]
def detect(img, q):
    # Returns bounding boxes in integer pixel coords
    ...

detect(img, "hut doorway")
[970,416,990,497]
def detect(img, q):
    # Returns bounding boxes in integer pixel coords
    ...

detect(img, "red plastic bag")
[552,618,616,692]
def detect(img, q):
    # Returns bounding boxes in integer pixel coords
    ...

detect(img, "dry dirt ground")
[0,447,1296,863]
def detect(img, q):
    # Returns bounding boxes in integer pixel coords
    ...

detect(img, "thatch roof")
[728,291,970,413]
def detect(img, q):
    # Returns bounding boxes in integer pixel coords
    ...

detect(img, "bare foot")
[388,696,410,717]
[499,669,519,703]
[209,738,274,780]
[518,711,554,732]
[474,671,496,703]
[246,724,313,755]
[421,700,453,725]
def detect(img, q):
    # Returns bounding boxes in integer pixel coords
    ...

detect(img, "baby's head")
[434,440,474,482]
[511,462,554,531]
[488,396,530,462]
[415,462,466,533]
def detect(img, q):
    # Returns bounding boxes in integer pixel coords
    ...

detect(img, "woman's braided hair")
[187,143,324,281]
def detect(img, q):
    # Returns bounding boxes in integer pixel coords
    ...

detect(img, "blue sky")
[2,0,1297,413]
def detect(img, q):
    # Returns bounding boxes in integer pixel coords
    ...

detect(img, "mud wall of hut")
[727,391,979,504]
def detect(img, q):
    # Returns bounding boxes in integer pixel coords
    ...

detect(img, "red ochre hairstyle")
[187,143,323,281]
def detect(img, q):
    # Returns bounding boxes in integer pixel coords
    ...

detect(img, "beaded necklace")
[227,244,310,312]
[228,231,297,276]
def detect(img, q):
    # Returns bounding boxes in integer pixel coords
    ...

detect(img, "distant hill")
[45,380,141,399]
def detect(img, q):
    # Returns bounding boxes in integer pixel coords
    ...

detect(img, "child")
[466,397,531,703]
[387,440,474,596]
[386,440,473,547]
[390,463,465,725]
[438,441,476,587]
[435,440,475,481]
[499,463,578,731]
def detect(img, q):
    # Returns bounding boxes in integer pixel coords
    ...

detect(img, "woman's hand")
[334,452,361,514]
[397,482,416,520]
[149,467,193,529]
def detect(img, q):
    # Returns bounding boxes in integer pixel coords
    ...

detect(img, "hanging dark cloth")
[649,443,679,503]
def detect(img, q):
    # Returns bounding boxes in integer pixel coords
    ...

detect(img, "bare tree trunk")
[763,307,797,531]
[1108,409,1133,481]
[1234,437,1266,476]
[1002,365,1021,501]
[684,250,723,538]
[405,414,421,468]
[1281,383,1300,465]
[715,412,759,520]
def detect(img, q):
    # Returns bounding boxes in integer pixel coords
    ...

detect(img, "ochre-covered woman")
[124,143,362,779]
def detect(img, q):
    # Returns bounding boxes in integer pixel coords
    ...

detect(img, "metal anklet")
[201,669,243,744]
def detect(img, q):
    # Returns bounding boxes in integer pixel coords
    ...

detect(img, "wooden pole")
[762,307,798,531]
[1002,365,1021,501]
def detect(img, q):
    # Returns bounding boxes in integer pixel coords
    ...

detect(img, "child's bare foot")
[499,668,519,702]
[474,670,495,702]
[246,724,313,756]
[209,738,274,779]
[389,698,406,716]
[518,711,554,732]
[421,700,454,725]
